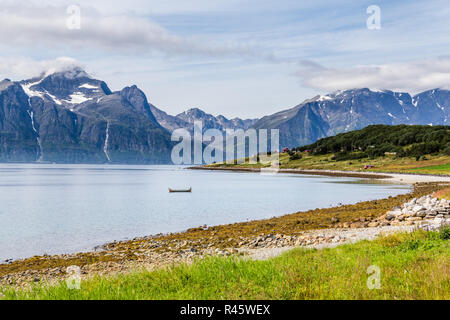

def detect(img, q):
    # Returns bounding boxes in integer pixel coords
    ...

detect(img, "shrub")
[331,152,368,161]
[439,226,450,240]
[444,146,450,156]
[289,152,302,161]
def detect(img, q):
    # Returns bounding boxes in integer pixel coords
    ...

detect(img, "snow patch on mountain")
[64,92,92,104]
[21,80,44,98]
[43,91,62,105]
[318,95,333,101]
[79,83,98,89]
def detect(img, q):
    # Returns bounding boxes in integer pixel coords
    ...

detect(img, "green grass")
[2,228,449,300]
[209,153,450,175]
[408,163,450,175]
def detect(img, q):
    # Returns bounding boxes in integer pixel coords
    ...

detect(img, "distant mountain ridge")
[253,88,450,148]
[150,106,258,134]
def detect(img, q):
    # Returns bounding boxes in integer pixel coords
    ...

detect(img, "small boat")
[169,187,192,193]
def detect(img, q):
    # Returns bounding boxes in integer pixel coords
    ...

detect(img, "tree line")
[293,125,450,161]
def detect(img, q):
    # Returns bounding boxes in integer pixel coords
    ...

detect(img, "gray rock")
[412,205,425,213]
[416,211,427,218]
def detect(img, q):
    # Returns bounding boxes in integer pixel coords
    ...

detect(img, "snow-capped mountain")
[20,67,111,108]
[1,68,172,163]
[254,88,450,148]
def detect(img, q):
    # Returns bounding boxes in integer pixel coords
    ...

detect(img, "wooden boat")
[169,187,192,193]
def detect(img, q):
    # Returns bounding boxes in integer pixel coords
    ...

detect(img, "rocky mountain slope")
[1,68,172,163]
[0,80,40,162]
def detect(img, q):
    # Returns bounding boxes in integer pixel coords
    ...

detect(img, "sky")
[0,0,450,118]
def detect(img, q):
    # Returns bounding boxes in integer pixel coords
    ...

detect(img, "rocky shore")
[339,195,450,229]
[234,196,450,254]
[1,183,449,290]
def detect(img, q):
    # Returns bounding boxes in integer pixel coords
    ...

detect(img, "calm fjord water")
[0,164,410,261]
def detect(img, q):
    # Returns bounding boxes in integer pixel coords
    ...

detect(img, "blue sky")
[0,0,450,118]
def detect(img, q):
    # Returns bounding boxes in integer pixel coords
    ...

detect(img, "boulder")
[350,222,363,228]
[416,211,427,218]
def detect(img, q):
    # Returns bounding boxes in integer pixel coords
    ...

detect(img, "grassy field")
[408,163,450,175]
[2,228,449,300]
[209,153,450,175]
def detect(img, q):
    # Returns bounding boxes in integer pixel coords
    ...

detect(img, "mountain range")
[0,67,449,163]
[0,68,257,163]
[254,88,449,147]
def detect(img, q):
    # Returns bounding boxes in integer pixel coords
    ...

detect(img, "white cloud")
[0,2,256,57]
[297,57,450,93]
[0,56,82,80]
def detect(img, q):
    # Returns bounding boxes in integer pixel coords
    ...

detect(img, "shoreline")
[1,172,450,288]
[188,165,450,184]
